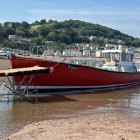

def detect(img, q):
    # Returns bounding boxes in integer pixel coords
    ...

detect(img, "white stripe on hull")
[20,82,139,90]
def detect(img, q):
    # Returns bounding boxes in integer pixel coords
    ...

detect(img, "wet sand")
[3,87,140,140]
[7,112,140,140]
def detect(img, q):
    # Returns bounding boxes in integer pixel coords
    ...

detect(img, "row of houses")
[43,49,98,57]
[43,44,138,58]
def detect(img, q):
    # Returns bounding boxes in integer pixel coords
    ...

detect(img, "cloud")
[29,8,140,24]
[29,8,140,37]
[30,8,140,16]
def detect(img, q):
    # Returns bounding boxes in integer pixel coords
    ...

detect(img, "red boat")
[10,47,140,93]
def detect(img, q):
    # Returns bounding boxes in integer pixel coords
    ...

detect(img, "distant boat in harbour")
[0,50,9,59]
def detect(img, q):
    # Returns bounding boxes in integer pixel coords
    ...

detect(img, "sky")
[0,0,140,38]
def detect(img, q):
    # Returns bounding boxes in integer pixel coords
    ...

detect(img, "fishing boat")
[10,45,140,93]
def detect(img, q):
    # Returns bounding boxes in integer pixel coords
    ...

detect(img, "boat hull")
[10,56,140,93]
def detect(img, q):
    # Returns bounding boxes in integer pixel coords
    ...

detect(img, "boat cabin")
[101,48,137,72]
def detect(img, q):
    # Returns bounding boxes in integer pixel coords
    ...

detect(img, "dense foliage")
[0,19,140,49]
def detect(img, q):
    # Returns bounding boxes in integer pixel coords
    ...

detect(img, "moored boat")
[10,46,140,93]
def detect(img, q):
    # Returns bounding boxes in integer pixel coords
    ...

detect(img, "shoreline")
[7,112,140,140]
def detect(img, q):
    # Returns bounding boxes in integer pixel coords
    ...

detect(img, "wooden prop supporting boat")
[0,66,53,101]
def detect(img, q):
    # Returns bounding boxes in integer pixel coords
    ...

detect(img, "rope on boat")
[52,61,63,68]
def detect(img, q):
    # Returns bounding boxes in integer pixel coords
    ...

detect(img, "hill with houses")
[0,19,140,50]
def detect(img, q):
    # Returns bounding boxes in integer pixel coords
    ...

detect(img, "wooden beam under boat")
[0,66,53,77]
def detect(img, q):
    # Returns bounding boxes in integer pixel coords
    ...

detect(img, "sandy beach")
[7,112,140,140]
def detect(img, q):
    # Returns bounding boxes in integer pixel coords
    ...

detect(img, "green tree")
[37,25,49,37]
[133,38,140,47]
[30,35,43,44]
[21,21,30,29]
[47,32,59,42]
[40,19,46,24]
[16,26,30,37]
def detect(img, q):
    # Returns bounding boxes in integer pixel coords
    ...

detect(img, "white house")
[63,50,82,57]
[43,50,54,56]
[9,35,30,42]
[96,50,103,57]
[83,50,90,57]
[54,51,62,56]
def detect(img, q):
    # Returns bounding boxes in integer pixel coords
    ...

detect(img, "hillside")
[0,19,140,49]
